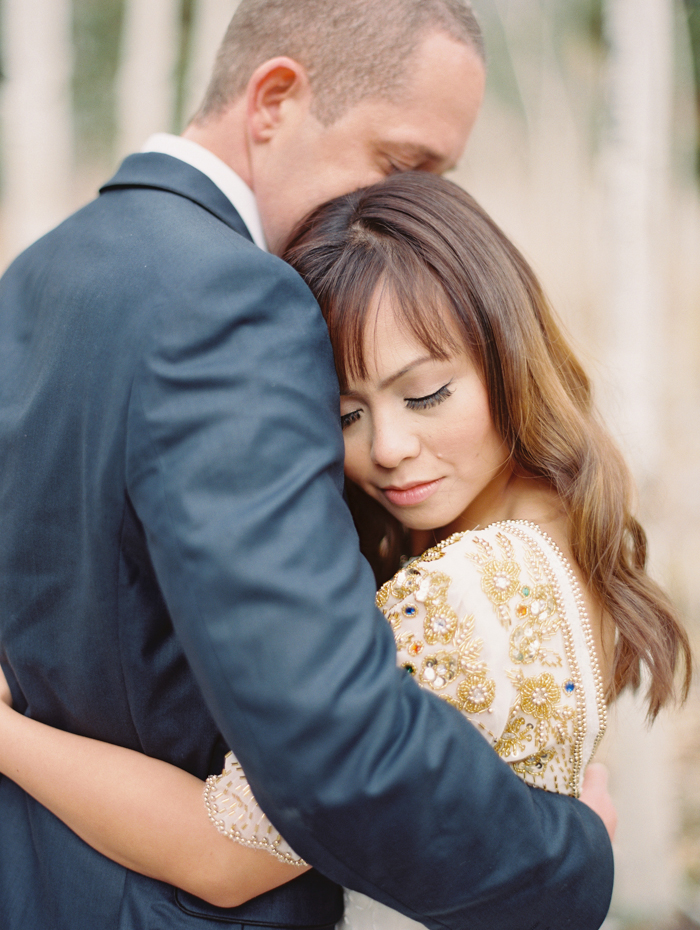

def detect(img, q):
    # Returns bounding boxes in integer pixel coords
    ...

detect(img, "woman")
[0,172,691,926]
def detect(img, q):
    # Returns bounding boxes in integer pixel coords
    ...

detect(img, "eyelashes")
[340,409,362,430]
[340,382,453,430]
[405,382,454,410]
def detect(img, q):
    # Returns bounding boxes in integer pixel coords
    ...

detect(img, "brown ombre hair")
[284,171,691,719]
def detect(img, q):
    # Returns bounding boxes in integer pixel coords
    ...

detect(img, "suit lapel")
[100,153,255,243]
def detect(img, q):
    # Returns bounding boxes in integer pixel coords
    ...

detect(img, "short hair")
[196,0,484,126]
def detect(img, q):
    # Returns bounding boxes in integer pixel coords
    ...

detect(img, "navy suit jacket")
[0,153,613,930]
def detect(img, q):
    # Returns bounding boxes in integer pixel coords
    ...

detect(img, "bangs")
[321,232,461,389]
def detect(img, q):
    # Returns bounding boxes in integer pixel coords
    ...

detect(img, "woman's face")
[340,291,513,536]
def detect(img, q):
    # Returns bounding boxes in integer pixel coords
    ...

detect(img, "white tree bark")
[601,0,677,922]
[115,0,181,158]
[602,0,673,481]
[184,0,241,122]
[1,0,74,259]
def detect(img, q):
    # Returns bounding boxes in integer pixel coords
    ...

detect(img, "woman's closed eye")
[405,382,453,410]
[341,408,362,430]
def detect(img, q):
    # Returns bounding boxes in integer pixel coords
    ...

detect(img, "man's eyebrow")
[341,355,436,397]
[384,142,448,168]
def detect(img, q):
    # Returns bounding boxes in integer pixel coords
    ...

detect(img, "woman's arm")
[0,672,308,908]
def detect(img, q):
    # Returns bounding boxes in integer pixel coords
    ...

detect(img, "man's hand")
[580,763,616,842]
[0,665,12,708]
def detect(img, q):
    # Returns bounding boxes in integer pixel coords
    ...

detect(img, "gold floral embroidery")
[419,651,461,690]
[417,611,497,712]
[508,669,575,749]
[512,749,557,781]
[418,572,458,645]
[395,631,424,657]
[419,547,446,562]
[509,582,562,667]
[480,559,521,605]
[380,522,605,799]
[494,713,533,757]
[376,564,421,607]
[375,585,390,610]
[385,555,497,714]
[457,671,496,714]
[519,672,561,719]
[466,533,521,627]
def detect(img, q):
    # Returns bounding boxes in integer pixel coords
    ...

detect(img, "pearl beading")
[495,520,608,791]
[411,520,608,795]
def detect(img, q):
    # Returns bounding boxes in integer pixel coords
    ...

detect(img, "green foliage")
[72,0,124,165]
[586,0,605,48]
[72,0,194,165]
[683,0,700,175]
[174,0,196,133]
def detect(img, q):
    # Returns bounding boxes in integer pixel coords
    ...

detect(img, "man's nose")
[370,417,420,469]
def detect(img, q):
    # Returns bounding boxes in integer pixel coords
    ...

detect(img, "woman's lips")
[381,479,442,507]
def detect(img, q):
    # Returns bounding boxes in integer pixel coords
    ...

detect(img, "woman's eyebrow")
[341,356,437,397]
[378,355,435,390]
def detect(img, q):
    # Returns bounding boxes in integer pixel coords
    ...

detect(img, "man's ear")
[246,57,311,143]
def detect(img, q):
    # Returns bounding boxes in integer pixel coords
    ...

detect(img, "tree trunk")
[601,0,677,921]
[1,0,74,261]
[116,0,181,158]
[184,0,241,122]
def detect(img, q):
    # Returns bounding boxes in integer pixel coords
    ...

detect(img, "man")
[0,1,614,928]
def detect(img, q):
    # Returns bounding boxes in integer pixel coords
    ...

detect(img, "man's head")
[185,0,486,253]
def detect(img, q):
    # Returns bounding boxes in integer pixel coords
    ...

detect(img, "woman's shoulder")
[378,521,574,616]
[379,521,608,796]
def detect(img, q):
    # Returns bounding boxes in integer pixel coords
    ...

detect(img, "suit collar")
[100,153,255,244]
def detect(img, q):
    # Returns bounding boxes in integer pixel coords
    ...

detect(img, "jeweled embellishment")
[419,547,445,562]
[457,671,496,714]
[509,624,542,664]
[404,605,417,617]
[519,673,561,719]
[427,612,453,639]
[420,652,460,690]
[564,680,575,694]
[494,715,533,757]
[418,572,458,645]
[375,585,390,610]
[408,641,424,656]
[481,560,521,604]
[403,663,416,675]
[512,748,556,778]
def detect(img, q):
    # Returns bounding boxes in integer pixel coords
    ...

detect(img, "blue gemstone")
[564,681,575,694]
[404,606,417,616]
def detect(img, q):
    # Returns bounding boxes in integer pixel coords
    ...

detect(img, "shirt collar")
[141,133,268,251]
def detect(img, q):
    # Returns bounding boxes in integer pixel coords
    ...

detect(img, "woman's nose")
[370,417,421,469]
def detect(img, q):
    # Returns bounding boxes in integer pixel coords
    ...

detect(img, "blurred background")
[0,0,698,926]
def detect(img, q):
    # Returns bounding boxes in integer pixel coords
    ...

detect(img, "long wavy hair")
[283,171,691,719]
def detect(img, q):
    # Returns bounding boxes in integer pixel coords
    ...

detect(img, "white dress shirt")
[142,133,267,251]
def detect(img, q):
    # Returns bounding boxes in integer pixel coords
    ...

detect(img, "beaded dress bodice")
[203,521,607,930]
[380,521,606,796]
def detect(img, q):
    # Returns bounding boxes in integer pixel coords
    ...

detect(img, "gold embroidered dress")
[204,521,607,930]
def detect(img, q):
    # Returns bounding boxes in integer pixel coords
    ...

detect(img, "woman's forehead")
[339,293,460,390]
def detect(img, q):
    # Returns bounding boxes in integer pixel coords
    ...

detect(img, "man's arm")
[127,242,613,930]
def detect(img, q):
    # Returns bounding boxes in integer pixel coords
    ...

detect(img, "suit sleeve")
[125,242,613,930]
